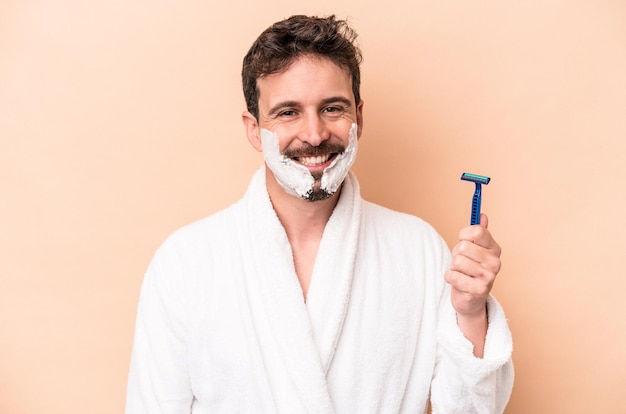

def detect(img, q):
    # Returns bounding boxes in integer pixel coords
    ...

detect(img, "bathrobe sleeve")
[431,284,514,412]
[126,238,194,414]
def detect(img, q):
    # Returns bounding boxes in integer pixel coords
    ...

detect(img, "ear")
[356,100,364,139]
[242,111,263,152]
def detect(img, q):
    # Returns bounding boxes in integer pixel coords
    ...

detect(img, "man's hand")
[445,213,502,357]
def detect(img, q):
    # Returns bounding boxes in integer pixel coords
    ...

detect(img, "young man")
[126,15,513,413]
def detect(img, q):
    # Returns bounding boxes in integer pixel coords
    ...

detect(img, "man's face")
[253,55,363,201]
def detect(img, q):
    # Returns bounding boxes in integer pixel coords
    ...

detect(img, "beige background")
[2,1,625,413]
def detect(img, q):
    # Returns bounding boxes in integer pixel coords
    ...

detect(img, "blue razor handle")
[460,173,491,225]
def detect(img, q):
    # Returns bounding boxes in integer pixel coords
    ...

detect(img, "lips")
[296,154,335,166]
[284,141,344,169]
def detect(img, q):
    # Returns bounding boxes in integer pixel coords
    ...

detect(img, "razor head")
[461,172,491,185]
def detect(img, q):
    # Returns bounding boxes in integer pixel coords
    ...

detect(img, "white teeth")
[298,154,330,166]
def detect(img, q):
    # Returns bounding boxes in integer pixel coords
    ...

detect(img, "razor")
[460,173,491,225]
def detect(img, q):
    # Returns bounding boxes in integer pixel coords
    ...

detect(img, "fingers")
[447,213,502,316]
[458,215,501,256]
[445,268,493,294]
[445,269,492,316]
[451,240,501,275]
[449,245,501,280]
[446,250,496,316]
[447,245,499,311]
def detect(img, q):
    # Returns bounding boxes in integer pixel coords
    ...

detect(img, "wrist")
[457,302,488,324]
[456,303,488,358]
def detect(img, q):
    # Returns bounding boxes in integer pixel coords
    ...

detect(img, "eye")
[322,106,346,116]
[278,110,297,117]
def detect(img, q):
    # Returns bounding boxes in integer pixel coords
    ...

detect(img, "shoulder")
[150,202,241,267]
[360,200,450,263]
[362,201,442,240]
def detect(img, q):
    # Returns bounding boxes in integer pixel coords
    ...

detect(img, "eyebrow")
[319,96,353,108]
[267,96,353,117]
[267,100,300,117]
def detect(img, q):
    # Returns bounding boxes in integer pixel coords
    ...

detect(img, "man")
[126,15,513,413]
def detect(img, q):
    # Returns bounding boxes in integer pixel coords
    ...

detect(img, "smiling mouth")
[294,153,337,167]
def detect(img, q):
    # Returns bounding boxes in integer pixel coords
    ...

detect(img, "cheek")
[260,129,289,163]
[267,127,297,152]
[330,123,355,145]
[277,136,297,153]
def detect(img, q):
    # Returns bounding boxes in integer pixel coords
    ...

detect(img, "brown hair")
[242,15,362,119]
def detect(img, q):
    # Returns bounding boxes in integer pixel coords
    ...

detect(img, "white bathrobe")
[126,167,513,414]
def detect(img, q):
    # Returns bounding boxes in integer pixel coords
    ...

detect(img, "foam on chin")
[260,123,358,200]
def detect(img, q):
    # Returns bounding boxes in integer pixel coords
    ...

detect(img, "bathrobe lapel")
[236,168,360,414]
[305,172,360,373]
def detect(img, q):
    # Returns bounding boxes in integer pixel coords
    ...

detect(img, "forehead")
[256,56,353,107]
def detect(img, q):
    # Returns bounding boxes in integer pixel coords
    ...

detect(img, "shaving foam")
[260,123,358,200]
[321,123,358,193]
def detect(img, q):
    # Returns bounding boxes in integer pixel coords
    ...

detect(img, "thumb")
[480,213,489,228]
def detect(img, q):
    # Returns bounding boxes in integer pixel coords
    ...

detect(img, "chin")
[304,189,333,202]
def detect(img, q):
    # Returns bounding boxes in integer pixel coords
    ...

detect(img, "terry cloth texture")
[126,167,514,414]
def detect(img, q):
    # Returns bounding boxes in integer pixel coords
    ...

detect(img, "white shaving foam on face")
[260,129,315,198]
[321,123,358,193]
[260,123,358,199]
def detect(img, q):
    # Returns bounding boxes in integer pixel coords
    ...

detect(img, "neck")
[264,167,344,300]
[265,168,340,242]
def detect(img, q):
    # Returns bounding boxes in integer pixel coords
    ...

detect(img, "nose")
[300,113,329,147]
